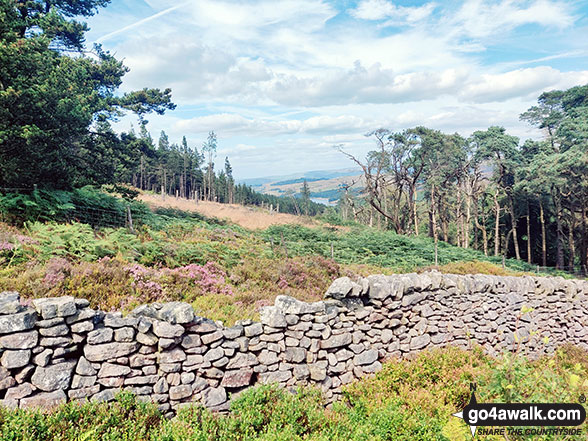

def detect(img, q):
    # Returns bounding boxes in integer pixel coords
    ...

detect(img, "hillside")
[139,193,317,230]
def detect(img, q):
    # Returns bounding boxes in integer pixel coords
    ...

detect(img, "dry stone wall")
[1,271,587,414]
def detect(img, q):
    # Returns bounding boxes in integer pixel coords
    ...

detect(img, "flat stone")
[131,302,194,324]
[71,375,97,389]
[0,330,38,349]
[153,321,184,338]
[320,333,352,349]
[33,297,76,319]
[84,342,139,362]
[71,320,93,334]
[410,334,431,350]
[31,361,75,392]
[284,347,306,363]
[1,350,31,369]
[0,310,37,334]
[201,331,223,345]
[5,382,34,400]
[65,307,95,324]
[275,296,325,315]
[244,323,263,337]
[91,389,117,402]
[354,349,378,366]
[169,384,192,400]
[39,325,69,337]
[220,369,253,388]
[87,328,113,345]
[188,318,218,334]
[159,348,186,364]
[20,390,66,409]
[103,314,139,328]
[226,352,258,369]
[308,365,326,381]
[259,370,292,384]
[98,362,131,378]
[0,292,23,315]
[68,385,100,400]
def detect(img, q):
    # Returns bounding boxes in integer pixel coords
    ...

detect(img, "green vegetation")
[1,346,586,440]
[1,186,564,325]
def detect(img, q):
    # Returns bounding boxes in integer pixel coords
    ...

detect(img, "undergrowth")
[1,346,586,441]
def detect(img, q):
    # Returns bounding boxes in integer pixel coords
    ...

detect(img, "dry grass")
[139,194,317,230]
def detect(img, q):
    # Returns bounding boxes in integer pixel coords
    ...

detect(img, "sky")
[83,0,588,180]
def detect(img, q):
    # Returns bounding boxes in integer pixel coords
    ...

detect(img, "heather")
[0,193,552,325]
[1,346,586,441]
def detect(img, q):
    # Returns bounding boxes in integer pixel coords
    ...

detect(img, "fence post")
[127,205,134,233]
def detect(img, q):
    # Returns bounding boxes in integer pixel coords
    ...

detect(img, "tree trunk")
[568,212,576,272]
[553,192,565,269]
[540,200,547,267]
[526,200,532,264]
[508,198,521,260]
[494,192,500,257]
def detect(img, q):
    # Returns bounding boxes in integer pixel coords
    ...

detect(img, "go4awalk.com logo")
[452,384,586,438]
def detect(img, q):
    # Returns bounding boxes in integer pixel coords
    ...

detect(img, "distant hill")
[239,168,363,204]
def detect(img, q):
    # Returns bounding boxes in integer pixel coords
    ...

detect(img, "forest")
[337,86,588,273]
[1,0,587,272]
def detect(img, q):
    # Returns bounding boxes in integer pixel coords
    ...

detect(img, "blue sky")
[83,0,588,179]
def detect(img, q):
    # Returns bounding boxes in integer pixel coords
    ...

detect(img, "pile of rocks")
[1,271,587,414]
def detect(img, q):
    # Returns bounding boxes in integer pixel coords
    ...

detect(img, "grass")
[1,345,586,440]
[0,189,570,325]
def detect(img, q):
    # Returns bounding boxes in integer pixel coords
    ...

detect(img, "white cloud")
[349,0,437,23]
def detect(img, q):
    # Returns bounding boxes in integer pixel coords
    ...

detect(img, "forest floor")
[139,193,317,230]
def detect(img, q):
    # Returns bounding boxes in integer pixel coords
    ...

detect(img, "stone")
[220,369,253,388]
[320,333,352,349]
[188,318,218,334]
[159,348,186,364]
[92,389,116,402]
[39,336,73,347]
[5,382,34,400]
[169,384,192,400]
[114,327,135,342]
[71,375,97,389]
[137,332,158,346]
[1,350,31,369]
[275,295,325,315]
[260,307,287,328]
[223,326,243,339]
[71,320,93,334]
[20,390,66,408]
[154,377,169,394]
[181,334,201,349]
[33,297,76,319]
[367,275,392,300]
[39,325,69,337]
[202,386,227,407]
[33,349,52,367]
[131,302,194,324]
[87,328,113,345]
[402,292,427,307]
[409,334,431,350]
[308,365,327,381]
[0,330,38,349]
[68,385,100,400]
[65,308,95,324]
[84,342,139,362]
[226,352,258,369]
[31,361,76,392]
[76,357,96,376]
[284,347,306,363]
[98,362,131,378]
[244,322,263,337]
[15,365,34,383]
[103,314,139,328]
[201,330,223,345]
[153,321,184,338]
[0,310,37,334]
[0,292,23,315]
[354,349,378,366]
[325,277,355,299]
